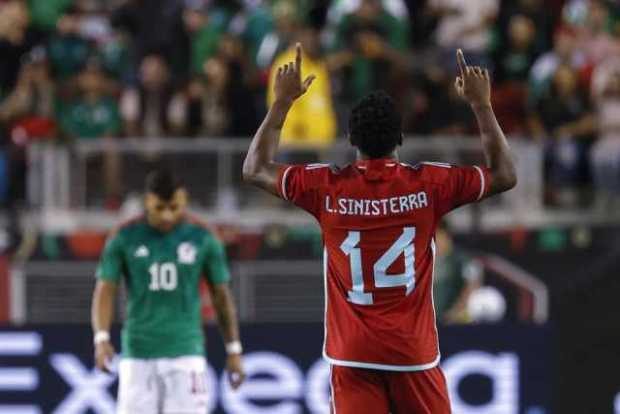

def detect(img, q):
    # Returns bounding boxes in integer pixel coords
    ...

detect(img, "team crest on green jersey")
[177,242,197,264]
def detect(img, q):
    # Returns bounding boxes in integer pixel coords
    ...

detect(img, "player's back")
[278,158,489,369]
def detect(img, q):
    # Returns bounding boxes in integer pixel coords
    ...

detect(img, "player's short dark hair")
[348,91,402,159]
[145,167,183,200]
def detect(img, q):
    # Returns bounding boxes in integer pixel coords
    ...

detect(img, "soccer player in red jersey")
[243,44,517,413]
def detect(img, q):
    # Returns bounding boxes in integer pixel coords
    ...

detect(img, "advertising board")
[0,324,549,414]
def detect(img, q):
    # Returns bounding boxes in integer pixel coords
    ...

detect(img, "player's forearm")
[472,104,517,194]
[242,99,291,190]
[212,285,241,344]
[91,281,116,334]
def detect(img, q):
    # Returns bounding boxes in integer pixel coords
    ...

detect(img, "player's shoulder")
[109,214,145,239]
[405,161,455,185]
[287,163,340,182]
[184,213,221,239]
[298,163,339,174]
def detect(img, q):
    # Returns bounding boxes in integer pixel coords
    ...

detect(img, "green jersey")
[96,215,230,359]
[433,250,482,321]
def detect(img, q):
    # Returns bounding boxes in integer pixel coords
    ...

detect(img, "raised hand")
[274,43,316,104]
[454,49,491,108]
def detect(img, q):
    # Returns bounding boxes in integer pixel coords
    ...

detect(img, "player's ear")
[177,188,189,206]
[143,192,150,207]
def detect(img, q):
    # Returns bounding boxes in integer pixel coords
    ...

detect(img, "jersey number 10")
[341,227,416,305]
[148,262,178,291]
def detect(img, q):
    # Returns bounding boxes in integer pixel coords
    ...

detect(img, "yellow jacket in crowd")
[267,48,337,149]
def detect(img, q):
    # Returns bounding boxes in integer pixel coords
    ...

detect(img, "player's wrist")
[470,100,492,111]
[94,330,110,345]
[272,97,294,110]
[226,340,243,355]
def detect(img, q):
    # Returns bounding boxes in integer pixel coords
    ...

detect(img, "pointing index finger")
[295,42,302,72]
[456,49,467,75]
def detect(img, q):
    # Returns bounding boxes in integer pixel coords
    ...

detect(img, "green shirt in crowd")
[58,97,120,139]
[331,11,410,103]
[96,217,231,359]
[47,35,91,80]
[191,24,223,75]
[28,0,72,30]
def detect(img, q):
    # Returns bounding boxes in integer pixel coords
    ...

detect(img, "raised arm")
[455,49,517,196]
[242,43,315,195]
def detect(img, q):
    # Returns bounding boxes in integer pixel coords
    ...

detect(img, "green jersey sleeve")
[203,234,231,285]
[96,232,125,282]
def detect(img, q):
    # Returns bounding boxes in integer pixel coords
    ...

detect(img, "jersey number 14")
[148,262,178,291]
[341,227,416,305]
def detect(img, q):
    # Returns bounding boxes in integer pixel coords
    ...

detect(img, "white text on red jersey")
[324,192,429,216]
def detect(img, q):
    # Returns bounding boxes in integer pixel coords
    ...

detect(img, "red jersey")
[277,158,491,371]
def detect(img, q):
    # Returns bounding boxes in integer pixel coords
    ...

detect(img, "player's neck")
[146,217,184,233]
[357,150,399,161]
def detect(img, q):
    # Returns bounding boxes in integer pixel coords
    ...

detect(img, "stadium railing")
[25,136,563,232]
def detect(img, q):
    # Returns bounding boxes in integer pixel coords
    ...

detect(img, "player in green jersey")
[91,168,245,413]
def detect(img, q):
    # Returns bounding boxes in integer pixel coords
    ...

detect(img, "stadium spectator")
[98,31,132,83]
[590,56,620,206]
[428,0,499,67]
[496,0,555,55]
[0,46,56,138]
[570,0,620,69]
[184,4,221,75]
[120,54,183,137]
[490,14,539,135]
[327,0,409,105]
[58,59,122,205]
[409,69,473,135]
[185,33,260,137]
[0,46,55,209]
[58,60,120,140]
[0,0,40,94]
[28,0,72,32]
[184,0,254,75]
[528,26,586,106]
[236,1,276,71]
[530,65,595,205]
[267,24,336,149]
[327,0,409,25]
[493,14,539,83]
[47,6,92,80]
[110,0,190,81]
[433,223,483,324]
[236,0,304,72]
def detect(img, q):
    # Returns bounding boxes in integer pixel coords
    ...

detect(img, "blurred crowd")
[0,0,619,209]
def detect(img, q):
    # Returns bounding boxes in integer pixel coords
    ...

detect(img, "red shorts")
[330,365,451,414]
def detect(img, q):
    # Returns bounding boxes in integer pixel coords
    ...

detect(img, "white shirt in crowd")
[430,0,498,52]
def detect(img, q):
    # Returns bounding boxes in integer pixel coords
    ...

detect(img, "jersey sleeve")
[203,235,231,285]
[95,232,124,282]
[276,164,329,217]
[426,163,491,216]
